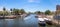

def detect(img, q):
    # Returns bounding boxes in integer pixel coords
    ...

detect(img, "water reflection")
[0,19,4,27]
[0,14,57,27]
[5,19,14,27]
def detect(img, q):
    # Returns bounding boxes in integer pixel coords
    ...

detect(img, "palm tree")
[10,9,12,11]
[3,7,6,19]
[3,7,6,11]
[10,8,13,14]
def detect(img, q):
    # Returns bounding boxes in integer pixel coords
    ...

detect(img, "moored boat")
[44,18,52,25]
[38,18,46,26]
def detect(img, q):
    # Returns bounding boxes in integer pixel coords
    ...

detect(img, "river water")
[0,14,57,27]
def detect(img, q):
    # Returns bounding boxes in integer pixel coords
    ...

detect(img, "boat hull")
[38,23,46,26]
[46,20,52,25]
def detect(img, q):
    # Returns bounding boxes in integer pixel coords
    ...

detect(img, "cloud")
[28,0,40,3]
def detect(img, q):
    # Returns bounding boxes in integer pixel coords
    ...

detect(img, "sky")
[0,0,60,12]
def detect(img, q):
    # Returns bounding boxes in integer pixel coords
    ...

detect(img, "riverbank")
[36,14,60,26]
[45,15,60,27]
[0,14,30,19]
[0,15,17,19]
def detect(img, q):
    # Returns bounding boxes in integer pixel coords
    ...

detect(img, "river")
[0,14,57,27]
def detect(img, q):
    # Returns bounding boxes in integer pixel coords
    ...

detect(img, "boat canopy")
[44,18,49,20]
[44,18,51,21]
[38,18,45,21]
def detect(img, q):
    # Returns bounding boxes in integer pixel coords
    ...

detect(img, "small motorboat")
[38,18,46,26]
[44,18,52,25]
[35,15,38,18]
[35,15,42,18]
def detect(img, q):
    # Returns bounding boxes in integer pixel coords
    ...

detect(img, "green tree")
[0,11,3,16]
[3,7,6,16]
[10,8,13,11]
[13,8,19,15]
[3,11,9,15]
[19,9,25,14]
[35,11,41,14]
[10,8,13,14]
[0,11,9,16]
[3,7,6,11]
[45,10,51,15]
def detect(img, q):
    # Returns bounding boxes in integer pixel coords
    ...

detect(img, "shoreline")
[0,15,17,19]
[36,14,60,26]
[0,14,29,19]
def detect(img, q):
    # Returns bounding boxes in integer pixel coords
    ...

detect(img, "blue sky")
[0,0,60,12]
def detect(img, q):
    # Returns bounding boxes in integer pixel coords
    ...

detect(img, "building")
[56,5,60,10]
[54,5,60,20]
[56,5,60,15]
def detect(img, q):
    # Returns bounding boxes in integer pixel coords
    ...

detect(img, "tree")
[45,10,51,15]
[3,7,6,11]
[35,11,41,14]
[3,11,9,15]
[19,9,25,14]
[10,8,13,11]
[3,7,6,16]
[13,8,20,15]
[0,11,3,16]
[10,8,13,14]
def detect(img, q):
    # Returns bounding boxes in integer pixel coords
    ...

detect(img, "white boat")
[44,18,49,21]
[44,18,52,25]
[38,18,46,26]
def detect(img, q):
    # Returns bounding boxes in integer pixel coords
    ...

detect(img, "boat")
[44,18,52,25]
[35,15,42,18]
[35,15,38,18]
[38,18,46,26]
